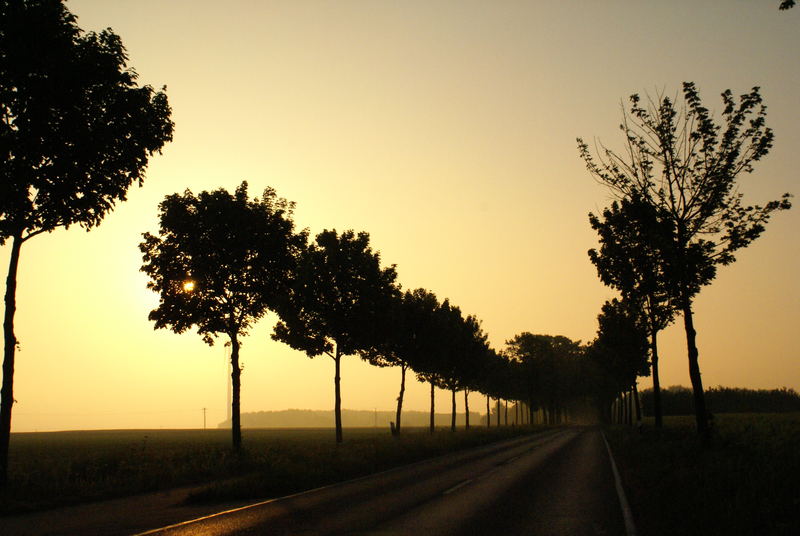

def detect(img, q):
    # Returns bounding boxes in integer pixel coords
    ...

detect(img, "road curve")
[138,427,625,536]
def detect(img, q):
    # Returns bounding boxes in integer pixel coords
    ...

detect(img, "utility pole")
[202,407,207,430]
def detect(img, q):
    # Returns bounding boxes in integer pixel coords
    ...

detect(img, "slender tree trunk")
[1,234,23,485]
[486,395,490,428]
[429,379,435,434]
[628,387,634,426]
[464,389,470,429]
[395,364,406,436]
[504,400,508,426]
[450,388,456,431]
[334,345,343,443]
[528,400,534,425]
[230,332,242,451]
[633,382,642,429]
[651,329,663,428]
[515,401,519,425]
[682,300,709,440]
[496,399,500,426]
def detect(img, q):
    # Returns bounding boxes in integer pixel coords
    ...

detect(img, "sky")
[3,0,798,432]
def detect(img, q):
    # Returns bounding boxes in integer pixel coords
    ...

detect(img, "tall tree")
[360,288,440,435]
[0,0,173,483]
[588,196,675,427]
[578,82,791,438]
[140,183,302,451]
[272,229,397,443]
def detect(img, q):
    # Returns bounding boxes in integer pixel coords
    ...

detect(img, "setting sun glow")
[182,281,195,292]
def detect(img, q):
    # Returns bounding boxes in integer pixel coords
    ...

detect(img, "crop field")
[605,413,800,536]
[0,425,539,515]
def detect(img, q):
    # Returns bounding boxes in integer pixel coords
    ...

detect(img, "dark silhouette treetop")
[140,182,304,344]
[578,83,791,295]
[0,0,173,244]
[272,229,398,359]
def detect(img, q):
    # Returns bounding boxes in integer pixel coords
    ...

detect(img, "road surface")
[137,427,627,536]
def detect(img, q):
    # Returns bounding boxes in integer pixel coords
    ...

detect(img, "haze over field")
[3,1,798,432]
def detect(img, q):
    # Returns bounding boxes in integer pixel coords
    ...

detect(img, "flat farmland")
[606,412,800,536]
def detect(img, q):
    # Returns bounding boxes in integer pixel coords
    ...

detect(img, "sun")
[183,280,195,292]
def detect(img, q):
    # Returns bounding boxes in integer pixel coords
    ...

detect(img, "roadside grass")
[605,413,800,536]
[0,425,540,515]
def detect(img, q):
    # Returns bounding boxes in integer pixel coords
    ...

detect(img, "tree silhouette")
[272,230,397,443]
[0,0,173,483]
[589,196,675,427]
[140,183,302,451]
[506,333,584,425]
[578,82,791,438]
[593,299,650,409]
[360,288,440,435]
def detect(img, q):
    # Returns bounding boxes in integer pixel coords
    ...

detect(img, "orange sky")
[3,1,798,431]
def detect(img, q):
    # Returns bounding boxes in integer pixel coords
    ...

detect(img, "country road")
[137,427,628,536]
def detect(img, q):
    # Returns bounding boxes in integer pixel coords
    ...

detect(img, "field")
[0,425,539,515]
[605,413,800,536]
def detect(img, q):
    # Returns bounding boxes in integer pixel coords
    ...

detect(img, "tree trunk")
[395,364,406,436]
[1,234,23,486]
[496,399,500,426]
[633,382,642,429]
[334,345,343,443]
[528,400,534,425]
[464,389,470,429]
[230,332,242,451]
[682,300,709,440]
[450,388,456,432]
[651,329,663,428]
[486,395,490,428]
[514,401,519,425]
[504,400,508,425]
[429,379,435,434]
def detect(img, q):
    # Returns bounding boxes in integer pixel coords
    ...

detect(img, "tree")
[578,82,791,438]
[272,229,397,443]
[779,1,795,10]
[360,288,441,436]
[588,196,675,427]
[140,183,302,451]
[506,333,584,425]
[0,0,173,483]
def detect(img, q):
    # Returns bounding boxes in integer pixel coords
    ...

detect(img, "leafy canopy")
[272,229,398,358]
[578,82,791,300]
[0,0,173,243]
[140,182,303,344]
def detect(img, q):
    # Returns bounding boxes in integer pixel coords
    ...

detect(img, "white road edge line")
[601,430,637,536]
[442,478,474,495]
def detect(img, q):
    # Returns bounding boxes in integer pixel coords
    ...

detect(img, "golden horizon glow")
[2,1,797,432]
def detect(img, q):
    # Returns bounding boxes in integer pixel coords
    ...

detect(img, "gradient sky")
[3,1,798,432]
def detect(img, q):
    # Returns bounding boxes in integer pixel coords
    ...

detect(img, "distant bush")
[640,386,800,416]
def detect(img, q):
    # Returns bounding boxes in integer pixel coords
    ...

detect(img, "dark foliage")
[640,386,800,416]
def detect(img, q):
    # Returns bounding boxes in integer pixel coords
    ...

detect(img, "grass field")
[605,413,800,536]
[0,425,539,515]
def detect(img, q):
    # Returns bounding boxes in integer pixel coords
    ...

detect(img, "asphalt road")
[138,427,627,536]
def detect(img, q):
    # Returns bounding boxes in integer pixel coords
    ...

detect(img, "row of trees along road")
[579,82,792,440]
[0,0,174,485]
[140,182,535,449]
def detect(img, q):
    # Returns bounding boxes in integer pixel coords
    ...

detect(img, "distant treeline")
[218,409,483,429]
[640,386,800,416]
